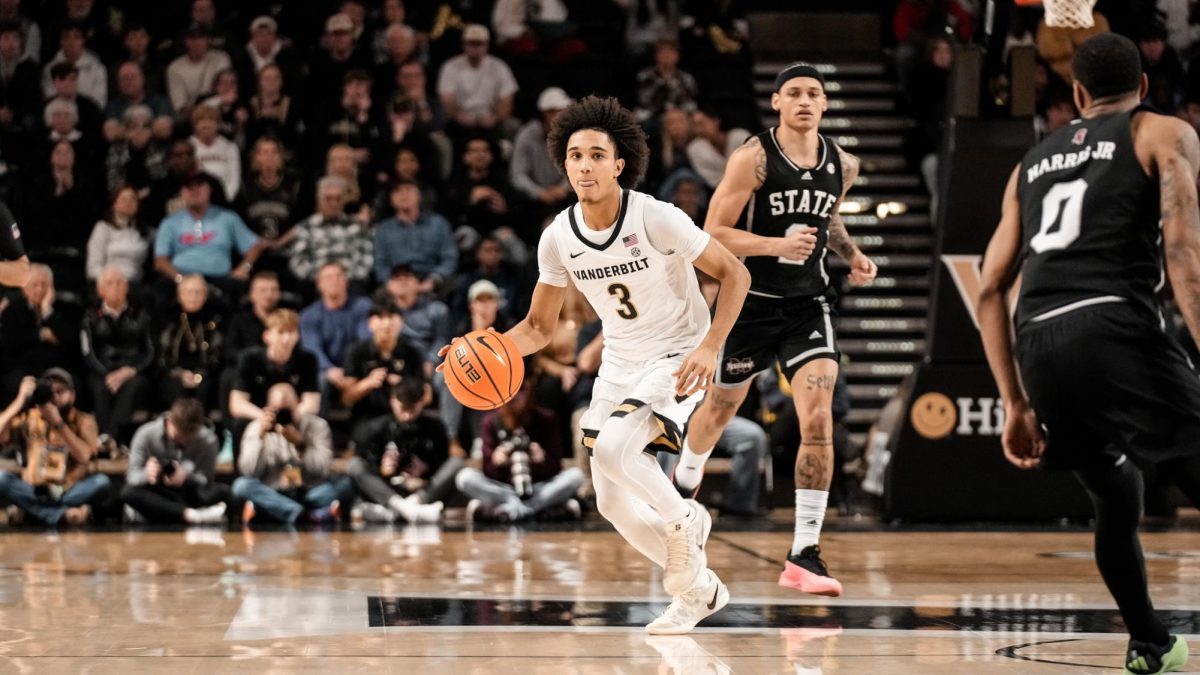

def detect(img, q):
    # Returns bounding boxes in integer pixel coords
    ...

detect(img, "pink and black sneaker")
[778,545,843,597]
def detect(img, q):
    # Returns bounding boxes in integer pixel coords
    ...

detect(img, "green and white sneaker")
[1124,635,1188,674]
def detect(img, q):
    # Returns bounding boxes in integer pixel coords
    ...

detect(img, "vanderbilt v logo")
[941,255,1020,330]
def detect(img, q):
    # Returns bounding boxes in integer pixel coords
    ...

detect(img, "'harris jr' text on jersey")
[737,128,843,299]
[537,190,711,365]
[1016,107,1163,328]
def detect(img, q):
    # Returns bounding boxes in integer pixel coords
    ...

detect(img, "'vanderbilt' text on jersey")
[537,190,711,364]
[736,129,843,298]
[1016,107,1162,327]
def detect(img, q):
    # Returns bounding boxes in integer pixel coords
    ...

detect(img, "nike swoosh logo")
[475,334,501,359]
[569,251,586,258]
[707,586,720,610]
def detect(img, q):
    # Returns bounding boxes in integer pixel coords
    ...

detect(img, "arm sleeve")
[0,202,26,259]
[288,226,313,281]
[125,425,151,485]
[643,199,711,262]
[496,61,519,98]
[297,351,320,394]
[166,61,188,112]
[535,226,568,287]
[186,431,218,484]
[302,416,333,480]
[431,215,458,280]
[299,309,333,371]
[231,213,258,253]
[154,220,173,258]
[238,420,263,477]
[85,221,108,280]
[424,303,453,366]
[509,128,544,200]
[373,225,392,284]
[133,313,156,373]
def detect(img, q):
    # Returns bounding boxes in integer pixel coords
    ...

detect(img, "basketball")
[442,330,525,410]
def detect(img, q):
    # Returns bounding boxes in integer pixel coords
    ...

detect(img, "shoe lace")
[666,521,692,571]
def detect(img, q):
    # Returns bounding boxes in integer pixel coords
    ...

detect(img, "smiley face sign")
[910,392,957,440]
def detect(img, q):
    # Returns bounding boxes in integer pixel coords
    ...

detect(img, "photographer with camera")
[0,369,109,526]
[348,377,455,523]
[455,374,583,522]
[234,382,352,524]
[121,398,230,525]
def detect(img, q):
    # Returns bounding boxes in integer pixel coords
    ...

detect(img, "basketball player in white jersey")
[440,96,750,633]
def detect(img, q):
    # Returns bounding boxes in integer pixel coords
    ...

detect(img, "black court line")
[367,596,1200,635]
[996,638,1120,670]
[708,532,779,566]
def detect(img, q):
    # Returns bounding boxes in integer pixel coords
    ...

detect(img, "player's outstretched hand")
[1002,404,1045,469]
[673,344,717,396]
[776,227,818,262]
[848,252,878,285]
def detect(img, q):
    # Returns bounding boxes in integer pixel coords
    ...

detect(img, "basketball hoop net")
[1040,0,1098,29]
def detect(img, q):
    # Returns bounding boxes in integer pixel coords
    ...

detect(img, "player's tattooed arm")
[826,146,862,261]
[747,135,768,190]
[829,145,877,284]
[1159,118,1200,350]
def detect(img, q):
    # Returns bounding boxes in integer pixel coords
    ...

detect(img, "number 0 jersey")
[537,189,711,364]
[1016,107,1163,328]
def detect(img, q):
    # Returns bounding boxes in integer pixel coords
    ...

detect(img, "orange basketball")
[442,330,525,410]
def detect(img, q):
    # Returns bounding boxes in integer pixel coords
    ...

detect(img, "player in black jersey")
[0,200,31,287]
[671,63,877,597]
[979,34,1200,675]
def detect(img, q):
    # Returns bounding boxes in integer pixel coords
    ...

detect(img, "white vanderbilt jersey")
[538,189,711,364]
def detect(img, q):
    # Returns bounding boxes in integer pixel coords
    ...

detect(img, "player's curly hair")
[546,95,648,190]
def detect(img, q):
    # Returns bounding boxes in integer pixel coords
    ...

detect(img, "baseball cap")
[42,367,74,390]
[462,24,489,43]
[325,13,354,34]
[537,87,572,112]
[250,16,277,33]
[468,279,500,301]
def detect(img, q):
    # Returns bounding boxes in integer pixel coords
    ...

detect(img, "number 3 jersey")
[1016,107,1162,328]
[537,189,711,364]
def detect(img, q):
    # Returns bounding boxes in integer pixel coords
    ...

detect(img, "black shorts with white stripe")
[716,292,840,387]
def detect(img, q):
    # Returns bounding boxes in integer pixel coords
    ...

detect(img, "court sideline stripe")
[709,532,778,566]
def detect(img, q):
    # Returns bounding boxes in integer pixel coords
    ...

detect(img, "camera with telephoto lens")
[26,379,54,409]
[498,429,533,499]
[274,408,293,427]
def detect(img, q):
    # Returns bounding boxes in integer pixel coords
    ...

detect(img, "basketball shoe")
[663,500,711,595]
[646,569,729,635]
[778,545,842,597]
[1124,635,1188,674]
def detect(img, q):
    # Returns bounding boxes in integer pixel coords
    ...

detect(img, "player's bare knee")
[799,410,834,442]
[702,390,742,426]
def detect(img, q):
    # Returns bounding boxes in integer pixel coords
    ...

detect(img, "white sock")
[791,489,828,555]
[673,439,713,491]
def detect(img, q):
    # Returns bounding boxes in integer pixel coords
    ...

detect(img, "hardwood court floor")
[1,515,1199,674]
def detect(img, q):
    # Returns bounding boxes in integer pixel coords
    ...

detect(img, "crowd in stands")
[893,0,1200,213]
[0,0,767,527]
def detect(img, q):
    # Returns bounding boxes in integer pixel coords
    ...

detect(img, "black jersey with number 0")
[736,128,843,299]
[1015,108,1162,328]
[0,200,26,261]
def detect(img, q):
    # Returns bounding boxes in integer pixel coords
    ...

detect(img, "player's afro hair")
[546,95,648,190]
[1071,33,1143,100]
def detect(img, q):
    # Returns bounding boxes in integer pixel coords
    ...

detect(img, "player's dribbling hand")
[1002,403,1045,469]
[848,253,878,285]
[435,328,501,373]
[776,227,818,262]
[673,344,717,396]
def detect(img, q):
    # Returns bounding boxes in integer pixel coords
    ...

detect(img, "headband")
[774,62,826,91]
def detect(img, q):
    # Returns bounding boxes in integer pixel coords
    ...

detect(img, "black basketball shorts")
[1015,302,1200,471]
[715,293,840,387]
